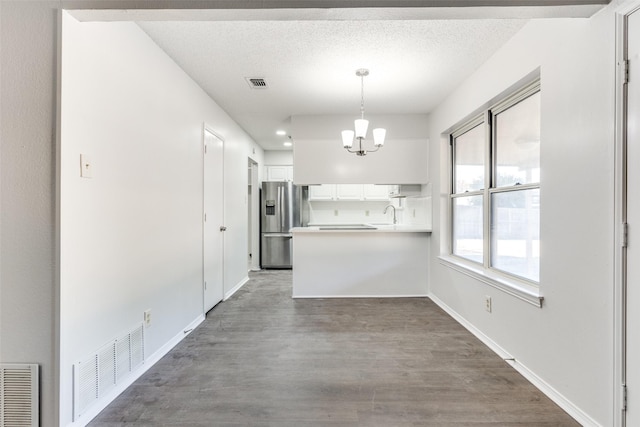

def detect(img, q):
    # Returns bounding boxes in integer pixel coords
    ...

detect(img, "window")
[450,81,540,284]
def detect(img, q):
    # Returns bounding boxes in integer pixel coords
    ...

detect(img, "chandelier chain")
[360,73,365,120]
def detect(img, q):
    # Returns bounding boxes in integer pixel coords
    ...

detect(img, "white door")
[248,159,260,271]
[203,128,224,312]
[626,7,640,426]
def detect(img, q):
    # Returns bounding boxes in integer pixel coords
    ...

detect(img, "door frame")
[248,158,260,271]
[202,124,225,313]
[616,2,640,425]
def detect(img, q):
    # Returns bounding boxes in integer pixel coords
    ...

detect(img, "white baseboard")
[293,294,429,299]
[67,314,205,427]
[428,293,602,427]
[224,275,249,301]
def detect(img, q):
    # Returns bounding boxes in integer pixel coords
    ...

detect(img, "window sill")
[438,256,544,308]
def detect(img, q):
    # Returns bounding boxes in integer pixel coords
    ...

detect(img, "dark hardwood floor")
[89,270,579,426]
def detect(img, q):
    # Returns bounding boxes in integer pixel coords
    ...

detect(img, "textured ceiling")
[137,18,526,150]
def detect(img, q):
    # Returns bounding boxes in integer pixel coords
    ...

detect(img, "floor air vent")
[245,77,268,89]
[73,323,144,421]
[0,364,39,427]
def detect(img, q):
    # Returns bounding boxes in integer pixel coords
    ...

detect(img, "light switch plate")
[144,309,152,327]
[80,154,92,178]
[484,296,492,313]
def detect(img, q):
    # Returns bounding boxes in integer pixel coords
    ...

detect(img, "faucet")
[383,204,397,224]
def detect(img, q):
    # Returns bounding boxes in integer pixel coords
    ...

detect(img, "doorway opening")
[248,158,260,272]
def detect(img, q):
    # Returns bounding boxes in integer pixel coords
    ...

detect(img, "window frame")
[442,79,543,307]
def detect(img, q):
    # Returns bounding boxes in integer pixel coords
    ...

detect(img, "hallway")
[89,270,578,426]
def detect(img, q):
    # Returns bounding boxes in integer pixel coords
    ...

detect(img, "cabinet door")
[362,184,390,201]
[388,185,400,197]
[335,184,363,200]
[308,184,335,200]
[267,166,290,181]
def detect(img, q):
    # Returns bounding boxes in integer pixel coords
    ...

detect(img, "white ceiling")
[70,4,605,151]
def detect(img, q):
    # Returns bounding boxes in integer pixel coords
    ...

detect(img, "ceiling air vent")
[245,77,268,89]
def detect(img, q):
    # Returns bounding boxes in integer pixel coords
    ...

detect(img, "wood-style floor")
[89,270,579,426]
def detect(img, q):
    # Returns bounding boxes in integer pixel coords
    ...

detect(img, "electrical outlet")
[412,209,416,218]
[144,309,152,327]
[365,210,370,217]
[484,296,492,313]
[334,210,339,216]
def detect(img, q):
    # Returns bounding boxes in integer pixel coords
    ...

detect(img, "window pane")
[495,92,540,187]
[453,195,483,263]
[490,189,540,281]
[454,124,485,193]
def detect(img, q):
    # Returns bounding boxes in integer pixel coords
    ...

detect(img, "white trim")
[202,124,226,313]
[249,159,261,272]
[438,255,543,307]
[429,294,602,427]
[66,314,205,427]
[615,1,640,426]
[293,294,429,299]
[224,275,249,301]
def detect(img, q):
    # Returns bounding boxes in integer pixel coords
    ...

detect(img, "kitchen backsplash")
[307,197,431,226]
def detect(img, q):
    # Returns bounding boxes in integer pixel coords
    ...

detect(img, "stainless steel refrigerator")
[260,182,304,269]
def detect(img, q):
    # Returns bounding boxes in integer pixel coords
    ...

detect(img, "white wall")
[292,115,429,184]
[428,4,618,425]
[0,3,60,425]
[59,14,263,426]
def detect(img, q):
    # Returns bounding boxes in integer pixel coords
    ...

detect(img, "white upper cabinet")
[266,165,293,182]
[308,184,335,200]
[335,184,363,200]
[362,185,390,200]
[308,184,392,201]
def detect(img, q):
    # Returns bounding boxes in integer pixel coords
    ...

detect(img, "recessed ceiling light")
[283,142,292,147]
[276,130,286,136]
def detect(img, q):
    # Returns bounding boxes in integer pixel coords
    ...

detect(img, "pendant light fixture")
[342,68,386,156]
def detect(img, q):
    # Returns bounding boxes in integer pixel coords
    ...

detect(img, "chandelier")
[341,68,386,156]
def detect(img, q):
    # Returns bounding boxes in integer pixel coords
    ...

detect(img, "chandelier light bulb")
[373,128,386,147]
[354,119,369,139]
[342,130,355,148]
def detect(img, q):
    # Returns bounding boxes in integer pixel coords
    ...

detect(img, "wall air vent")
[0,364,39,427]
[73,323,145,421]
[245,77,268,89]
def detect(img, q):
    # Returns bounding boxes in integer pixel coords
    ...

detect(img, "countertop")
[291,223,431,233]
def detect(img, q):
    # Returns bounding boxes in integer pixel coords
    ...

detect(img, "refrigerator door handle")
[280,185,285,229]
[263,233,292,238]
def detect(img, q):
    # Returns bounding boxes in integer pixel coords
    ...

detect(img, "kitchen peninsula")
[291,224,430,298]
